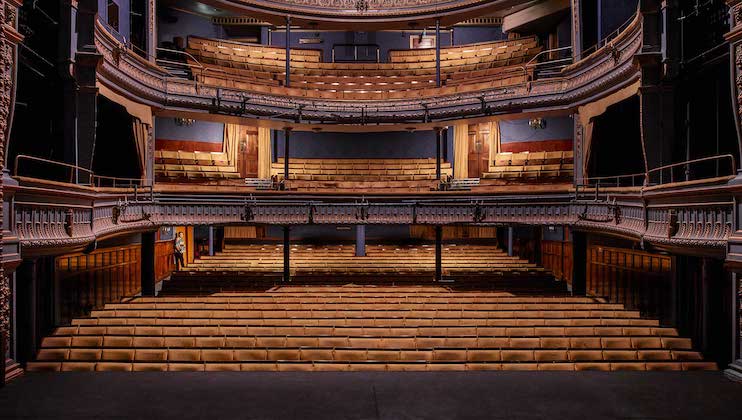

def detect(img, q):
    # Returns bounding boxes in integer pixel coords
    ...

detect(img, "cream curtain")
[257,126,272,179]
[223,123,242,166]
[453,123,469,179]
[489,121,501,164]
[131,118,149,179]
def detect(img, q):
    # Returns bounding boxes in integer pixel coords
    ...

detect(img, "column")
[283,226,291,282]
[435,226,443,281]
[285,16,291,87]
[435,19,441,87]
[435,127,442,181]
[208,226,215,256]
[571,231,587,296]
[726,1,742,181]
[570,0,582,61]
[507,226,514,257]
[147,0,157,63]
[283,127,291,189]
[141,231,156,297]
[724,272,742,381]
[72,0,102,184]
[355,225,366,257]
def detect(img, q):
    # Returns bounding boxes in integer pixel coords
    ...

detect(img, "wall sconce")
[529,118,546,130]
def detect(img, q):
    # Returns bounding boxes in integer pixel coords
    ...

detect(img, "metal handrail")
[579,154,736,193]
[14,154,94,184]
[332,44,380,63]
[14,155,150,190]
[646,154,736,185]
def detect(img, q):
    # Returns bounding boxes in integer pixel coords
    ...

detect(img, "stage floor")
[0,371,740,419]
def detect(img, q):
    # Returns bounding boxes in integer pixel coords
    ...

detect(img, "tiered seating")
[388,38,540,65]
[271,158,452,192]
[185,244,545,277]
[27,285,715,372]
[154,150,241,181]
[482,151,574,180]
[186,36,539,100]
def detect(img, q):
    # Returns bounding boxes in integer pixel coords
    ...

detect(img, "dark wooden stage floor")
[0,372,739,419]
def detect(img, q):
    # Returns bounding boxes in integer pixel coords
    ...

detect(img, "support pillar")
[571,231,587,296]
[725,269,742,381]
[507,226,514,257]
[285,16,291,87]
[435,226,443,281]
[435,127,442,181]
[435,19,441,87]
[283,127,291,189]
[283,226,291,282]
[72,0,103,184]
[725,1,742,181]
[141,231,156,297]
[208,226,215,256]
[147,0,157,63]
[570,0,582,61]
[355,225,366,257]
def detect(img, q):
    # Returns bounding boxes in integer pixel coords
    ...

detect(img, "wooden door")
[467,124,490,178]
[238,129,259,178]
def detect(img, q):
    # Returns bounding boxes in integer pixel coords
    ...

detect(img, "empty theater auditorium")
[0,0,740,418]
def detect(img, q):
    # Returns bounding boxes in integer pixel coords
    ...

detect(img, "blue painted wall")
[269,30,455,63]
[500,116,573,144]
[158,8,225,46]
[266,225,413,241]
[273,130,453,160]
[99,0,130,42]
[155,117,224,143]
[452,27,506,45]
[600,0,638,38]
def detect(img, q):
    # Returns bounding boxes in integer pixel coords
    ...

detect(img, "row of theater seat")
[27,285,715,372]
[154,150,240,181]
[271,158,453,182]
[483,151,574,180]
[184,244,545,276]
[388,38,539,62]
[185,36,538,99]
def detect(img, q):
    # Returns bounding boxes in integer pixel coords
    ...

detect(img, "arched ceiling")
[197,0,534,28]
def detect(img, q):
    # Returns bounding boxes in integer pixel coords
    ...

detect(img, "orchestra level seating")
[182,244,541,277]
[26,285,716,372]
[185,36,540,100]
[154,150,241,181]
[272,158,453,192]
[482,151,574,180]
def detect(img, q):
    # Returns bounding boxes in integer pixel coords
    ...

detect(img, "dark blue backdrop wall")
[267,27,505,62]
[158,8,226,45]
[99,0,130,41]
[272,130,454,160]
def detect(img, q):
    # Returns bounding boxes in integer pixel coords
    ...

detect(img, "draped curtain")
[131,118,149,179]
[453,123,469,179]
[223,123,242,166]
[489,121,501,163]
[257,126,272,179]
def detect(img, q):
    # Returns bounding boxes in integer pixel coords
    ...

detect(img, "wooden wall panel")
[224,226,265,240]
[410,225,498,240]
[56,241,175,324]
[587,245,672,320]
[541,240,573,284]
